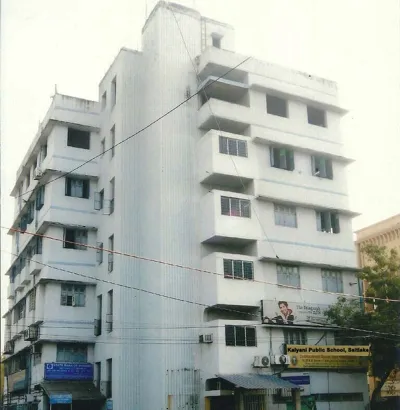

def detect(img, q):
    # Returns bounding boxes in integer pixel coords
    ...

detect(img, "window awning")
[217,374,299,394]
[41,381,105,401]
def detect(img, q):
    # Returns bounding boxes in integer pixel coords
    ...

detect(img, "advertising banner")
[8,370,27,392]
[261,300,329,327]
[287,345,370,356]
[44,362,94,381]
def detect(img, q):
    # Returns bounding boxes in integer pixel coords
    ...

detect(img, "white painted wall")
[3,3,366,409]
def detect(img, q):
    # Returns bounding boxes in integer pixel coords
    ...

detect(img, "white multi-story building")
[2,2,369,410]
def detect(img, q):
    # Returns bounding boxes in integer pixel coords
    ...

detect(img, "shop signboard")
[381,369,400,397]
[286,344,369,369]
[261,300,330,327]
[281,373,310,396]
[50,394,73,404]
[44,362,94,381]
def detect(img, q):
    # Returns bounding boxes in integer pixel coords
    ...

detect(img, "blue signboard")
[44,363,94,381]
[50,394,72,404]
[281,375,310,385]
[106,399,113,410]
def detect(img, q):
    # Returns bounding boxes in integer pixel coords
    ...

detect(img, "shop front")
[205,373,301,410]
[40,363,104,410]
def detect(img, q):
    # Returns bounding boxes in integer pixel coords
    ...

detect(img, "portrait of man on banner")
[263,300,295,325]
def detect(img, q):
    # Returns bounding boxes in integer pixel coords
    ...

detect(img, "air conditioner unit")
[199,334,213,343]
[34,168,43,180]
[24,325,39,341]
[253,356,270,368]
[271,355,291,365]
[25,394,34,403]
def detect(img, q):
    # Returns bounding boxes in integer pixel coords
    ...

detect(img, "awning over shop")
[217,374,299,394]
[41,381,105,401]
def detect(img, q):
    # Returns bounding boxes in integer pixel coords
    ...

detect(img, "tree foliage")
[325,244,400,408]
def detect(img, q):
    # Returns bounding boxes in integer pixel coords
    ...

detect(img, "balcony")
[15,274,24,291]
[197,47,344,112]
[20,266,31,286]
[200,190,260,245]
[28,254,42,276]
[201,253,262,307]
[197,130,255,188]
[253,179,356,216]
[7,283,15,299]
[198,99,250,134]
[256,238,357,269]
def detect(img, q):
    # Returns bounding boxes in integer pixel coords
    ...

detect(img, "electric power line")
[16,56,251,199]
[170,9,279,259]
[3,227,399,305]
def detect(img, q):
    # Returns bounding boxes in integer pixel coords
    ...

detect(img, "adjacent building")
[2,2,369,410]
[355,213,400,399]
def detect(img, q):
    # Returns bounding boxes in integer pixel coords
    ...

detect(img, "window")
[223,259,254,280]
[61,283,86,307]
[101,139,105,155]
[97,242,104,264]
[67,128,90,149]
[311,156,333,179]
[101,91,107,111]
[270,147,294,171]
[277,264,300,288]
[322,269,343,293]
[25,172,30,189]
[108,235,114,272]
[14,299,26,322]
[219,136,247,157]
[107,290,113,332]
[109,178,115,214]
[95,362,101,388]
[94,189,104,210]
[35,185,45,210]
[221,196,251,218]
[274,204,297,228]
[266,95,288,117]
[111,77,117,107]
[41,144,47,161]
[212,35,221,48]
[65,177,90,199]
[34,236,43,255]
[28,289,36,312]
[56,343,87,362]
[110,126,115,158]
[63,229,88,250]
[225,325,256,347]
[33,344,42,365]
[316,211,340,234]
[106,358,112,398]
[26,201,35,224]
[307,106,326,127]
[283,329,307,345]
[97,295,103,322]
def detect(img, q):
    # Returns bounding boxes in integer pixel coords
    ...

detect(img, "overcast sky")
[2,0,400,313]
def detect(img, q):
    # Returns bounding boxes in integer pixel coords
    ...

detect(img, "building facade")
[2,2,369,410]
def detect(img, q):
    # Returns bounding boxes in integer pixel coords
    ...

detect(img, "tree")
[325,244,400,410]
